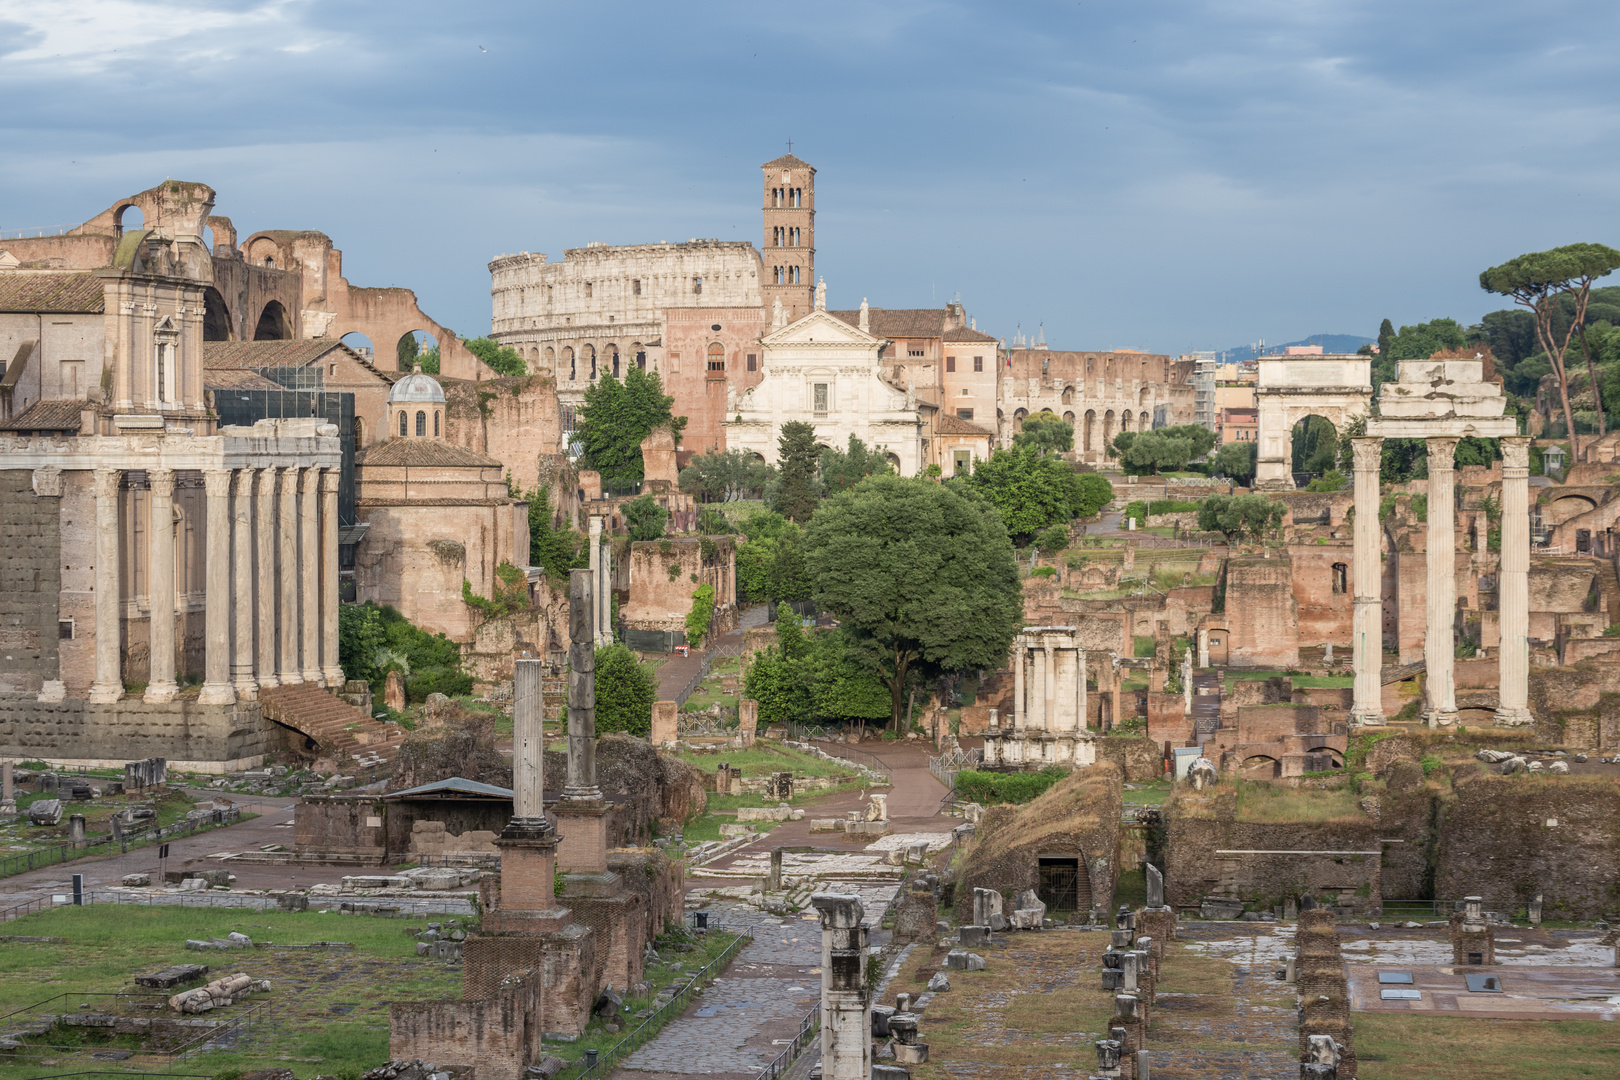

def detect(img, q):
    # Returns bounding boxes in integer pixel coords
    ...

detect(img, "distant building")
[1221,406,1258,444]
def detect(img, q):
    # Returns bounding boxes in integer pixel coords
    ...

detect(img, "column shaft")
[88,468,124,703]
[1077,647,1089,730]
[513,657,546,821]
[1043,642,1057,732]
[300,468,322,684]
[256,468,280,689]
[1497,437,1532,725]
[279,467,302,684]
[600,529,613,645]
[1013,641,1025,730]
[564,568,601,800]
[321,469,343,686]
[232,471,257,700]
[1425,437,1459,725]
[198,469,235,704]
[144,468,178,703]
[1351,437,1385,725]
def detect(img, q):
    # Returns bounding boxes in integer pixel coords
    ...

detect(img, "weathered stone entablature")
[488,241,763,397]
[997,348,1194,463]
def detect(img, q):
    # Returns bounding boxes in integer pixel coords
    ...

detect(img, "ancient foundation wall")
[1095,736,1162,781]
[389,974,541,1075]
[0,697,273,771]
[0,470,61,694]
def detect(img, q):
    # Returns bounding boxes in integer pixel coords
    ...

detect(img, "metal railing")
[0,807,250,883]
[754,1002,819,1080]
[672,651,716,709]
[568,925,755,1080]
[785,736,893,785]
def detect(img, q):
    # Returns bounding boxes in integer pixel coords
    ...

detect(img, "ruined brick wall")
[390,972,540,1074]
[1096,736,1162,780]
[293,795,388,857]
[1223,556,1299,667]
[608,850,686,938]
[1287,543,1354,649]
[623,537,736,634]
[1435,773,1620,918]
[0,470,61,694]
[441,375,565,498]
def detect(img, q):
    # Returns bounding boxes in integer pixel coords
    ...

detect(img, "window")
[416,410,426,437]
[1331,563,1348,595]
[632,279,641,295]
[908,345,924,358]
[399,411,408,437]
[946,356,956,372]
[954,450,971,475]
[708,343,725,372]
[59,619,74,640]
[585,281,593,298]
[433,411,440,437]
[813,382,829,414]
[973,356,983,372]
[746,353,757,372]
[957,408,974,420]
[693,276,703,295]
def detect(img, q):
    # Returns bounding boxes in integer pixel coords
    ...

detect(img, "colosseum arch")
[253,299,292,340]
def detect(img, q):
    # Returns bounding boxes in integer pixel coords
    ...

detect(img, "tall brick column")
[256,467,280,690]
[1351,436,1384,726]
[278,466,302,685]
[88,468,124,704]
[1496,437,1532,725]
[321,469,344,687]
[812,893,871,1080]
[1424,437,1459,726]
[144,468,178,704]
[232,470,257,701]
[198,468,236,705]
[299,467,322,685]
[556,569,610,874]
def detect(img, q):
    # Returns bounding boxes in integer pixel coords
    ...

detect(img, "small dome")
[389,372,445,404]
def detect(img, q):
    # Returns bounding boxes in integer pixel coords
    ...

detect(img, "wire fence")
[672,651,716,709]
[567,925,755,1080]
[0,806,257,884]
[752,1002,818,1080]
[2,888,476,924]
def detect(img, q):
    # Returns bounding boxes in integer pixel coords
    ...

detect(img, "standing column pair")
[1496,437,1532,725]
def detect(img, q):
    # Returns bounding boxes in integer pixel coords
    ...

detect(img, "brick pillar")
[231,471,257,701]
[1351,437,1384,725]
[143,468,178,704]
[88,467,123,704]
[1496,437,1532,725]
[256,467,280,689]
[198,469,236,705]
[1424,437,1458,725]
[651,700,678,747]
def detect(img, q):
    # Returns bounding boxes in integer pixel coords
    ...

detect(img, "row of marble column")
[1011,640,1090,732]
[1350,435,1530,727]
[87,464,342,706]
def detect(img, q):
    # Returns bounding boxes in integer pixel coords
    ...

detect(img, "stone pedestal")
[651,700,678,747]
[1449,897,1495,965]
[739,698,759,744]
[813,893,871,1080]
[554,802,610,875]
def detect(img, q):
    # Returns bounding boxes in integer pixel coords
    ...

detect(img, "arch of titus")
[1353,356,1526,727]
[1254,353,1374,491]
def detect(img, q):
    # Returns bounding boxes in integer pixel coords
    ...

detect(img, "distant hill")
[1212,333,1374,364]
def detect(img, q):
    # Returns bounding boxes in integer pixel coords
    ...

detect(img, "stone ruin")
[1449,896,1495,966]
[812,892,872,1080]
[1295,906,1356,1078]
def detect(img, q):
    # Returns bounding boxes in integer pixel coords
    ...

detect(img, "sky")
[3,1,1618,355]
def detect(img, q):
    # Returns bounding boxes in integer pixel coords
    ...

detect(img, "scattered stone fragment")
[121,873,151,887]
[927,971,950,992]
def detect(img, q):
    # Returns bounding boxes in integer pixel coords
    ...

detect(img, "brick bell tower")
[761,150,815,321]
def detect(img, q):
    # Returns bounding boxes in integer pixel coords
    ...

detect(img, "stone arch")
[886,451,902,472]
[1062,385,1074,405]
[605,342,620,379]
[341,332,375,364]
[1241,755,1280,780]
[1013,408,1028,433]
[1121,412,1134,433]
[1104,409,1116,448]
[583,343,597,380]
[633,342,647,369]
[395,330,437,372]
[544,345,556,369]
[253,300,291,341]
[563,346,576,381]
[114,202,145,234]
[1290,413,1340,479]
[1303,745,1345,768]
[1083,409,1096,453]
[1139,386,1150,406]
[1254,356,1372,489]
[202,287,232,342]
[1139,410,1150,431]
[1063,410,1076,426]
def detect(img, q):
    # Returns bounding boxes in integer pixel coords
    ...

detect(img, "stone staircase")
[258,683,408,770]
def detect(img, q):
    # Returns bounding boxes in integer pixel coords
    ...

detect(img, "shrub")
[594,644,655,737]
[1036,524,1070,556]
[1030,565,1057,578]
[953,766,1068,805]
[685,584,717,648]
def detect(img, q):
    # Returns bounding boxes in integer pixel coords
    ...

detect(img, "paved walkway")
[656,605,770,703]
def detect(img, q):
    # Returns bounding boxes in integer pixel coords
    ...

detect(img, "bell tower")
[761,151,815,322]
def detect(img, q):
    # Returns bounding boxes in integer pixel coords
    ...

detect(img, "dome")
[388,372,445,404]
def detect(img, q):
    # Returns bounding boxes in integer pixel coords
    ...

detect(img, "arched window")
[707,343,725,372]
[399,411,408,437]
[564,346,575,380]
[433,410,440,437]
[416,410,426,437]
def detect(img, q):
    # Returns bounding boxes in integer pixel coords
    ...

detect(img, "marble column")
[513,655,547,824]
[300,467,322,685]
[1078,648,1089,730]
[556,568,610,874]
[88,468,124,703]
[321,468,343,687]
[232,470,257,701]
[198,468,236,705]
[1043,640,1057,732]
[278,466,302,685]
[1030,646,1046,729]
[1496,436,1532,725]
[256,467,280,689]
[1013,640,1025,730]
[1351,436,1385,726]
[587,515,605,646]
[599,526,613,645]
[144,468,178,703]
[1425,437,1459,726]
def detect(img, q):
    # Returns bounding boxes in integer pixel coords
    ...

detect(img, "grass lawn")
[1122,779,1172,807]
[672,742,853,780]
[1354,1014,1620,1079]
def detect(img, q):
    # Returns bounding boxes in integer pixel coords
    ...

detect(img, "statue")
[771,297,786,329]
[814,276,827,311]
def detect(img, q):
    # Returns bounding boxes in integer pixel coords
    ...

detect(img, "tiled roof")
[943,326,999,343]
[936,413,993,436]
[0,272,104,313]
[205,368,284,391]
[828,307,947,340]
[761,153,813,170]
[202,339,348,370]
[357,438,504,469]
[1,398,84,432]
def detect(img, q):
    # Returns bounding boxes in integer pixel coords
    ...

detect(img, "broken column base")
[1136,908,1177,953]
[894,1042,929,1064]
[844,819,892,837]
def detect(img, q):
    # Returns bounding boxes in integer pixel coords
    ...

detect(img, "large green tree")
[771,421,822,523]
[525,486,590,583]
[622,493,668,541]
[576,367,686,487]
[819,435,894,494]
[594,644,656,737]
[804,475,1021,728]
[678,448,773,502]
[1012,412,1074,455]
[961,447,1091,542]
[1212,440,1257,484]
[1197,493,1285,541]
[1482,243,1620,459]
[464,336,527,377]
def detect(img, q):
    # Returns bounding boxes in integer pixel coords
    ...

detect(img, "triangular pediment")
[763,308,882,347]
[0,250,19,270]
[155,314,177,331]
